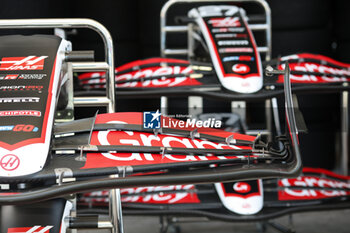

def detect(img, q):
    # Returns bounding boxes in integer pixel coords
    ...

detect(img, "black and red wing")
[265,53,350,88]
[77,57,216,90]
[77,168,350,221]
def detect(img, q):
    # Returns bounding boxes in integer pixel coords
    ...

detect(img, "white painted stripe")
[36,226,53,233]
[26,226,40,233]
[26,56,48,65]
[14,56,35,65]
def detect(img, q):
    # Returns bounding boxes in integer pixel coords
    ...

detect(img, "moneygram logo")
[232,64,250,74]
[233,182,251,193]
[0,56,47,70]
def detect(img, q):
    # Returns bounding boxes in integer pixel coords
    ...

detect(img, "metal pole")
[341,90,349,175]
[271,97,282,135]
[161,96,169,115]
[110,175,124,233]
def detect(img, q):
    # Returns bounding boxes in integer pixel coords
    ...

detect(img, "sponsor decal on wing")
[189,5,263,93]
[0,56,47,71]
[0,154,20,171]
[0,110,41,117]
[278,168,350,200]
[0,97,40,103]
[81,112,254,169]
[215,180,263,215]
[81,185,200,205]
[78,58,203,89]
[7,226,53,233]
[0,85,43,91]
[277,53,350,83]
[0,124,38,132]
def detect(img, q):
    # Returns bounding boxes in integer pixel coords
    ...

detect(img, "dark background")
[1,0,349,64]
[0,0,349,170]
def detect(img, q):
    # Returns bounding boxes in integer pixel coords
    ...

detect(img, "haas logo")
[233,182,251,193]
[232,64,250,74]
[0,154,20,171]
[209,17,241,27]
[0,56,47,70]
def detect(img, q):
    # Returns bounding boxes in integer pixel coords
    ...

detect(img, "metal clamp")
[225,134,236,145]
